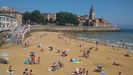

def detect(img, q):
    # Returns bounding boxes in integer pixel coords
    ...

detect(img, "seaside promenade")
[30,25,120,32]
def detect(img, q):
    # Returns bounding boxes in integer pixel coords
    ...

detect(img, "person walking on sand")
[8,66,15,75]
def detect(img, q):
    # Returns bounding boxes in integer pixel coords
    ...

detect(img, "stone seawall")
[0,32,4,46]
[30,25,120,32]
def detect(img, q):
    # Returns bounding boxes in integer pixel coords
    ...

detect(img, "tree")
[31,10,44,24]
[22,10,48,25]
[56,12,79,26]
[22,12,31,24]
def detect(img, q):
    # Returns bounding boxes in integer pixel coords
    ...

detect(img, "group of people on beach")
[49,60,64,72]
[82,47,94,58]
[7,66,34,75]
[24,51,40,65]
[23,68,33,75]
[71,68,89,75]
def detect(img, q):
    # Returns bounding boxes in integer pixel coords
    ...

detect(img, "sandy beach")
[0,31,133,75]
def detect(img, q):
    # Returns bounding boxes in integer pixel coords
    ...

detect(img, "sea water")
[74,29,133,50]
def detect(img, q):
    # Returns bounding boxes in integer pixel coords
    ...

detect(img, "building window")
[6,17,9,21]
[0,17,2,21]
[3,17,5,21]
[10,18,13,22]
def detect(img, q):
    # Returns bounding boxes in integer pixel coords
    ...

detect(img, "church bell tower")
[89,0,96,20]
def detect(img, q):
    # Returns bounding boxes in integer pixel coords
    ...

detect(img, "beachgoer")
[119,72,122,75]
[57,49,61,53]
[8,66,15,75]
[49,46,53,51]
[40,48,44,52]
[94,64,102,72]
[23,71,26,75]
[112,62,120,66]
[24,68,29,75]
[53,62,59,68]
[37,57,40,64]
[29,69,33,75]
[124,53,130,57]
[38,43,42,48]
[86,70,89,75]
[82,48,89,58]
[61,51,68,57]
[74,68,80,74]
[51,61,60,71]
[82,68,85,75]
[31,55,35,64]
[58,60,64,68]
[79,68,82,74]
[86,49,90,57]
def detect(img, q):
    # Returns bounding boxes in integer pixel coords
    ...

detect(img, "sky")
[0,0,133,28]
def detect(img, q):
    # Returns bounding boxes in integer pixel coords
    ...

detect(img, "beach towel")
[24,59,29,64]
[72,59,82,64]
[48,67,57,72]
[65,50,71,52]
[101,71,107,75]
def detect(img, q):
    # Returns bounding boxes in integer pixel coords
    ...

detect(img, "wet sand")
[0,31,133,75]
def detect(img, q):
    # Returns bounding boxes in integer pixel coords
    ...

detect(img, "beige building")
[43,13,56,22]
[0,6,23,25]
[78,15,89,26]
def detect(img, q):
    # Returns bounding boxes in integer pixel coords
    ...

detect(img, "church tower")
[89,0,96,20]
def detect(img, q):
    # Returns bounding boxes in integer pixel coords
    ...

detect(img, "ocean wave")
[78,37,133,51]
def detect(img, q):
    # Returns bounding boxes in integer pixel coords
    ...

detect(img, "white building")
[0,6,23,25]
[0,15,17,31]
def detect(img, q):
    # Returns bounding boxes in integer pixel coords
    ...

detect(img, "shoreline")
[63,32,133,51]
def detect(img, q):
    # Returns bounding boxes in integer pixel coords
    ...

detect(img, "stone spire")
[89,0,96,20]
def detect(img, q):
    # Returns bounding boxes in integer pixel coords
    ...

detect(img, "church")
[78,1,112,27]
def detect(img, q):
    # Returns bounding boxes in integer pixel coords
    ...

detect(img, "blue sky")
[0,0,133,28]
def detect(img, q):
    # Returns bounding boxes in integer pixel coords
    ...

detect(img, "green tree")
[31,10,44,24]
[56,12,79,26]
[22,10,48,25]
[22,12,31,24]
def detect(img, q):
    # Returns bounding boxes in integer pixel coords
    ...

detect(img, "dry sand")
[0,31,133,75]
